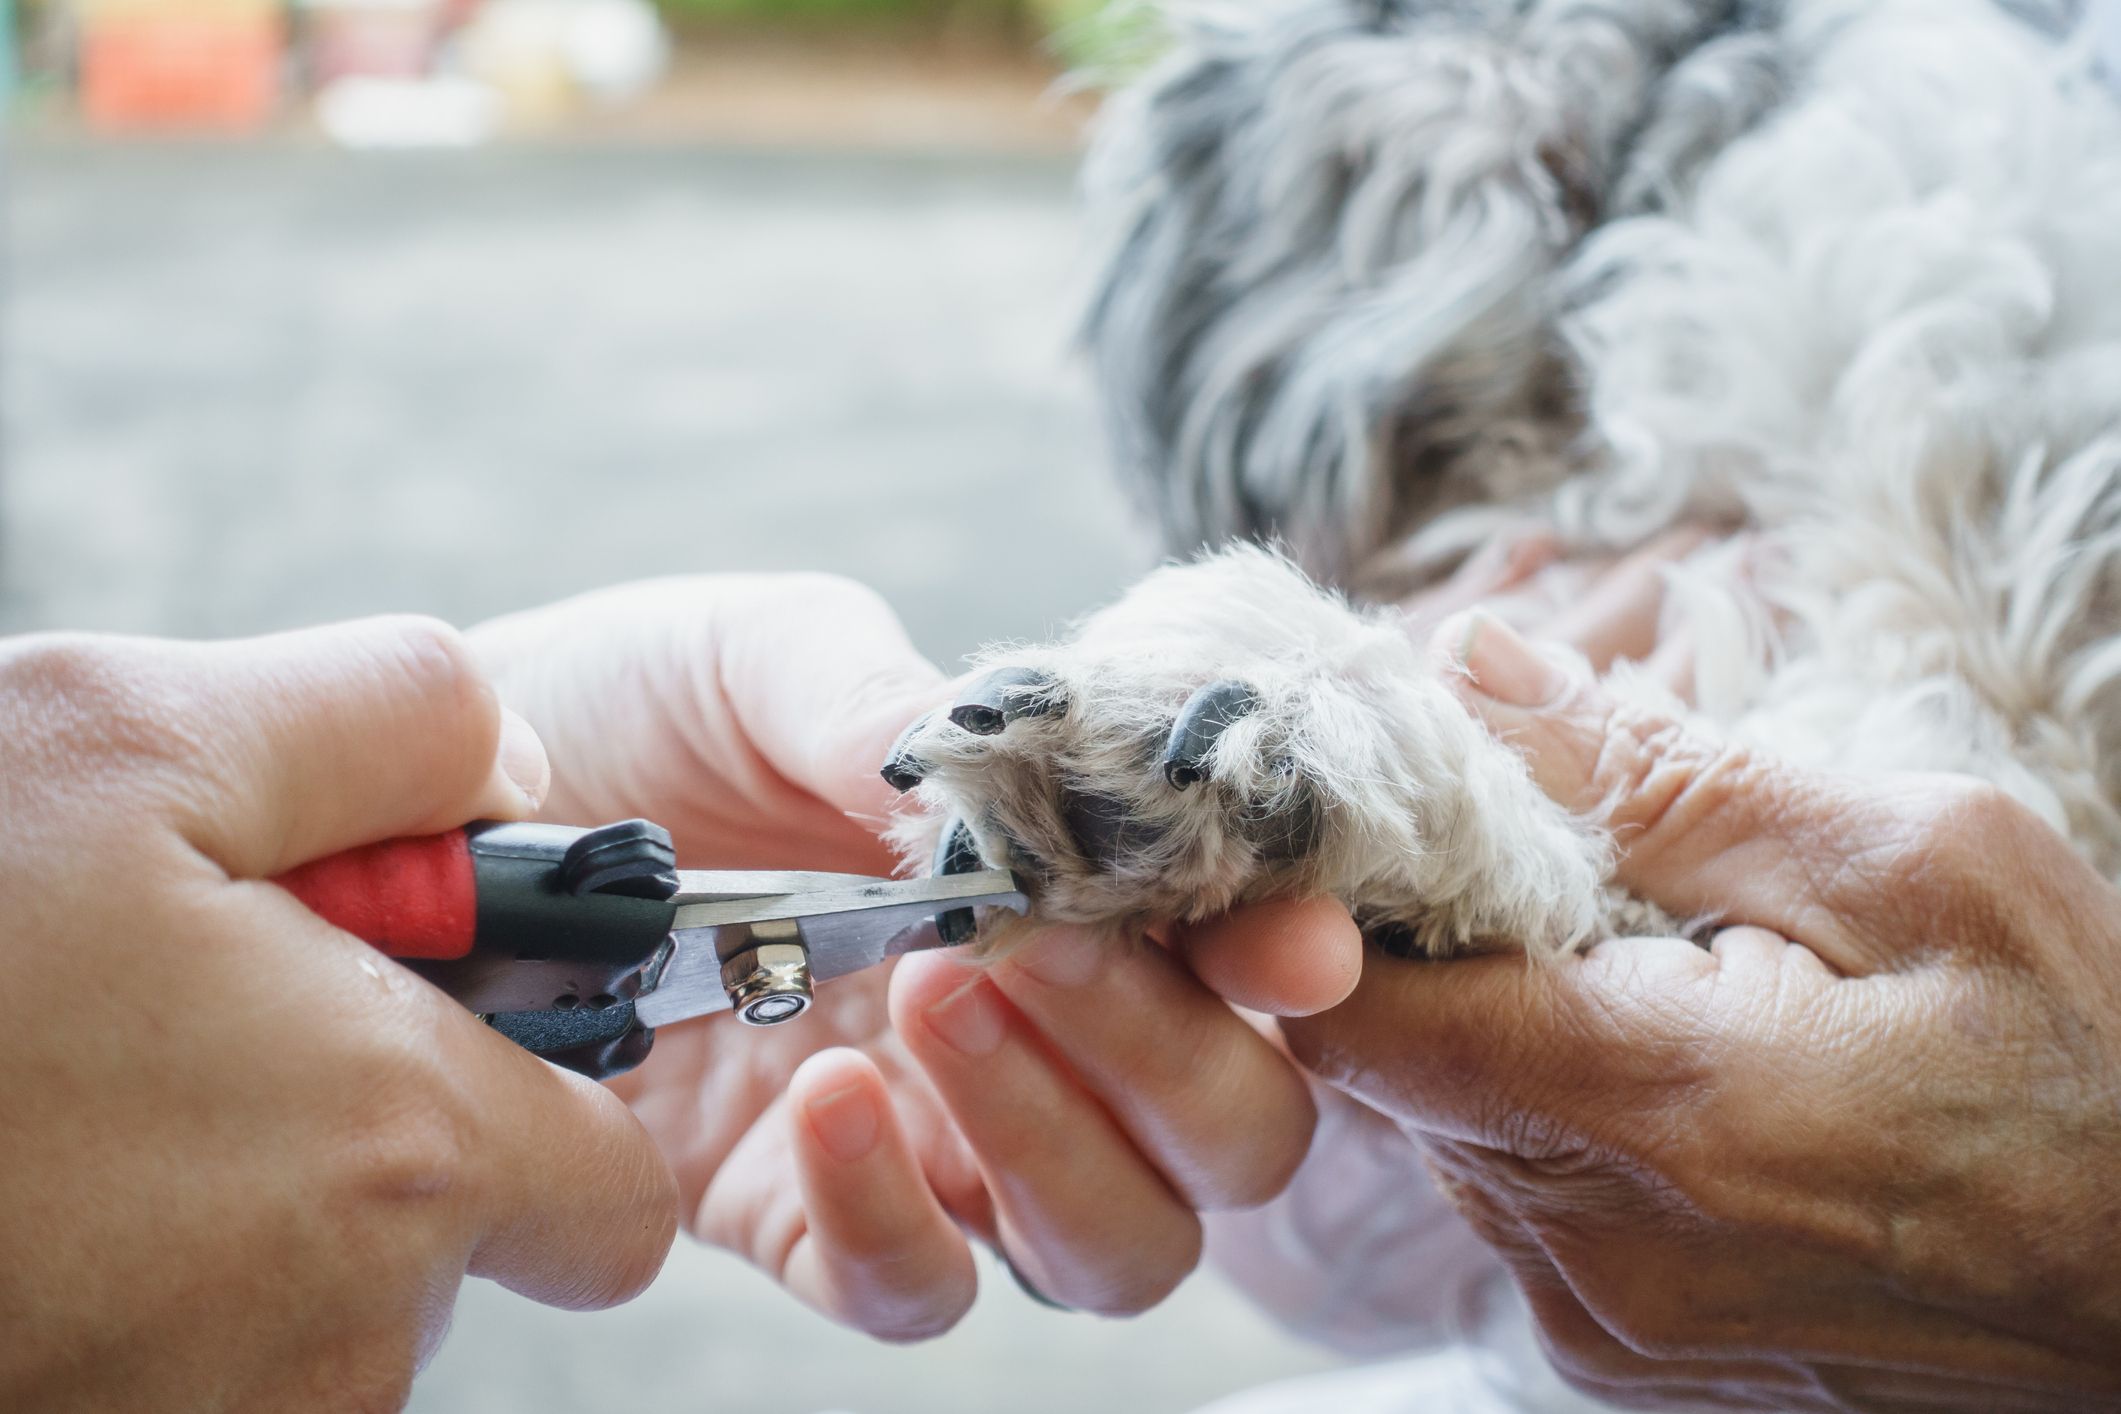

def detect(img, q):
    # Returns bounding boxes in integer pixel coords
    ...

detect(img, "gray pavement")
[4,140,1342,1412]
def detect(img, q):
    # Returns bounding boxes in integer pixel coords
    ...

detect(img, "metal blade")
[634,869,1026,1028]
[668,869,892,903]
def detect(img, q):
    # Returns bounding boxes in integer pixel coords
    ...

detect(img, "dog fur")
[885,0,2121,956]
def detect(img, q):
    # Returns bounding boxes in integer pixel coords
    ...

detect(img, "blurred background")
[1,0,1348,1409]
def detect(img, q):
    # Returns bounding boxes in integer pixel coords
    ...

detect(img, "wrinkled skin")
[466,537,1695,1340]
[0,619,675,1414]
[1286,613,2121,1412]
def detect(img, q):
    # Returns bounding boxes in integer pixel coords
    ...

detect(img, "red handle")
[275,830,479,960]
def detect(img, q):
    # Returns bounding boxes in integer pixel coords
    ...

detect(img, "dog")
[879,0,2121,958]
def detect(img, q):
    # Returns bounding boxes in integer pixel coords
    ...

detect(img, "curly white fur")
[887,0,2121,958]
[891,548,1609,954]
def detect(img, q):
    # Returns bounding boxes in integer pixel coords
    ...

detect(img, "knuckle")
[351,1092,476,1211]
[337,1030,481,1211]
[1856,777,2049,955]
[348,616,506,793]
[0,633,198,774]
[1907,778,2036,869]
[365,615,493,727]
[1593,704,1764,844]
[0,632,120,698]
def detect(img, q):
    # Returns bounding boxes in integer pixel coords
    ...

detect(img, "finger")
[164,617,540,877]
[471,576,931,873]
[1434,609,1928,971]
[1541,525,1714,671]
[1416,1155,1789,1410]
[707,575,948,822]
[1518,1280,1817,1414]
[890,952,1203,1314]
[1398,527,1564,633]
[989,925,1317,1210]
[458,1019,679,1310]
[1169,896,1363,1017]
[1283,939,1729,1147]
[1709,924,1839,981]
[1637,632,1698,705]
[782,1049,978,1341]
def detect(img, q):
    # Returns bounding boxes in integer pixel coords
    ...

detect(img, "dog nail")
[1365,921,1423,960]
[1162,680,1259,790]
[880,713,934,792]
[948,666,1062,736]
[931,818,981,944]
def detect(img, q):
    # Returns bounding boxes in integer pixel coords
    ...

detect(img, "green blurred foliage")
[656,0,1163,73]
[1034,0,1161,73]
[660,0,1033,29]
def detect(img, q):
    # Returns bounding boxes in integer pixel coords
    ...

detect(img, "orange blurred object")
[79,6,284,132]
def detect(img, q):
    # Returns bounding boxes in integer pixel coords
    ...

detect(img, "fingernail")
[924,972,1006,1057]
[1011,926,1104,989]
[804,1082,881,1163]
[1430,610,1483,671]
[1436,611,1567,708]
[497,708,550,809]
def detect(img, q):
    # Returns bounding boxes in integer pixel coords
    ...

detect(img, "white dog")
[883,0,2121,959]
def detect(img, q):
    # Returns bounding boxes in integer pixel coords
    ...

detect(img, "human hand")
[1285,613,2121,1411]
[1202,523,1753,1351]
[0,620,676,1413]
[471,575,1360,1339]
[1399,522,1735,697]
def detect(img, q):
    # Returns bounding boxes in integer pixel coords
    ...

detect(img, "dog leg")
[884,546,1616,957]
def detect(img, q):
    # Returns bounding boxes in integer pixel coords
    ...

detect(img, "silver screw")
[720,940,813,1026]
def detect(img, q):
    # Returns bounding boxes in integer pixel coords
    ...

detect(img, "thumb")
[161,617,545,878]
[1168,895,1364,1017]
[1283,935,1734,1151]
[463,1033,679,1311]
[1435,610,1927,974]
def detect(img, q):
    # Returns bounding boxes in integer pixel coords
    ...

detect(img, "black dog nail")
[1364,921,1423,960]
[948,666,1062,736]
[880,713,935,792]
[1162,680,1259,790]
[931,818,982,944]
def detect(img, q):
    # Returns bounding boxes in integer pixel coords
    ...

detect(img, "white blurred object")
[566,0,668,101]
[460,0,667,124]
[316,75,502,146]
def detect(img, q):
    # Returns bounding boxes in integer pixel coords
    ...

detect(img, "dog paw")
[883,547,1610,956]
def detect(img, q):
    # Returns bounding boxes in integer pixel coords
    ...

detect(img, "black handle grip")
[488,1003,654,1080]
[405,820,679,1080]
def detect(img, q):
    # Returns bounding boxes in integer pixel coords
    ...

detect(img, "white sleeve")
[1201,1077,1511,1358]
